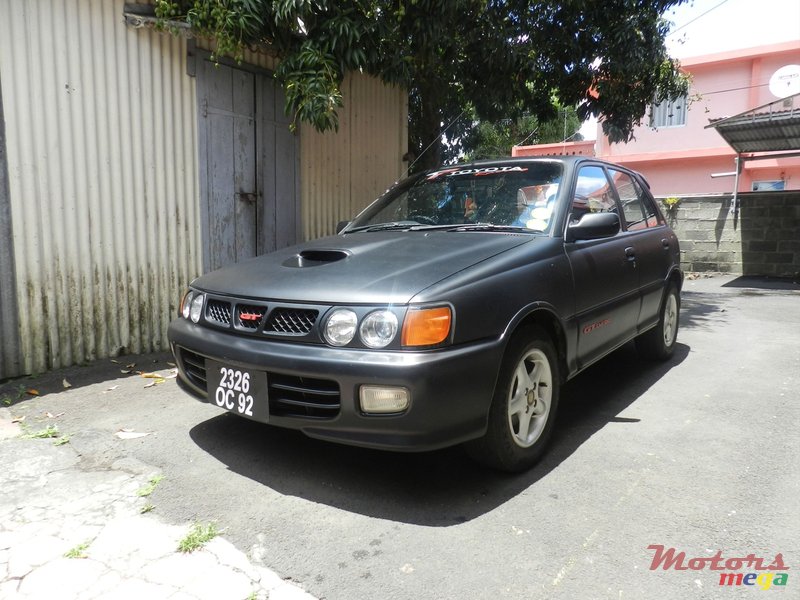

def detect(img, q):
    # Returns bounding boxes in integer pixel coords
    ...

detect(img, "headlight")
[359,310,398,348]
[324,309,358,346]
[190,293,205,323]
[401,306,452,347]
[181,291,194,319]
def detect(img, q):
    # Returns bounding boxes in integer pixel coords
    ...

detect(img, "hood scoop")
[283,249,351,268]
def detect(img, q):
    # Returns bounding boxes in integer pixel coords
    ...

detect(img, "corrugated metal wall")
[0,0,201,374]
[0,77,22,380]
[0,0,407,376]
[301,72,408,240]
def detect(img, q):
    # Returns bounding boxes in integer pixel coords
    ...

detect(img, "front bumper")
[168,318,506,451]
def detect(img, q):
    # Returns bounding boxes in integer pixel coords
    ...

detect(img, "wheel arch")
[503,305,570,384]
[668,266,684,292]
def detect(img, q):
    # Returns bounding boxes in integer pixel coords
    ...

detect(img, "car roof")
[445,155,609,169]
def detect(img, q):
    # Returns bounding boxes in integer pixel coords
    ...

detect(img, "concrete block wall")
[657,191,800,279]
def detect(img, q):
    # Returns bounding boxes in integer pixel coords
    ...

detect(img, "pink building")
[514,41,800,196]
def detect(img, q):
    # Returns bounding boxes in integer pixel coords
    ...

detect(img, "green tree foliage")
[464,107,584,162]
[156,0,689,171]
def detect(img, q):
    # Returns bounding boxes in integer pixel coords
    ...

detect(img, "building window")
[752,180,785,191]
[649,94,687,128]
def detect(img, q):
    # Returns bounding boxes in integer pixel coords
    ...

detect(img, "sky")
[663,0,800,58]
[578,0,800,139]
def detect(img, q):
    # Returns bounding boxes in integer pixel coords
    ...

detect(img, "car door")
[565,165,641,368]
[607,168,675,331]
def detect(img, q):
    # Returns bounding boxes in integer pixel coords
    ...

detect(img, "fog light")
[360,386,409,414]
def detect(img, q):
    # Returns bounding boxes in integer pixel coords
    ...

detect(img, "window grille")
[649,95,687,128]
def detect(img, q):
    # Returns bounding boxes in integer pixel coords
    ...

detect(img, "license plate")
[206,360,269,422]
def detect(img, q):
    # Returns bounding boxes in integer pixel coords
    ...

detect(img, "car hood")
[193,231,535,304]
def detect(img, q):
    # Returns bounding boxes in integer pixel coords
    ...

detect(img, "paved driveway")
[2,275,798,599]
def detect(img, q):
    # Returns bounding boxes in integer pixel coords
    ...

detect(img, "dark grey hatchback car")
[169,157,682,471]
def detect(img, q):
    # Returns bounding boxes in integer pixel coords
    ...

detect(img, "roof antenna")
[404,108,467,177]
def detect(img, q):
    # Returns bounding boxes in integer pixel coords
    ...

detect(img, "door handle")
[624,247,637,268]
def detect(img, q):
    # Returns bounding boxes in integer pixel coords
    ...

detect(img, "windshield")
[347,163,563,233]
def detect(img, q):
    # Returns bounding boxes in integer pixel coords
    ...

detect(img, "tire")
[466,326,560,472]
[636,283,680,360]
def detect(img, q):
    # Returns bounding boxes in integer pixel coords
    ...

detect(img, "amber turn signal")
[401,307,452,347]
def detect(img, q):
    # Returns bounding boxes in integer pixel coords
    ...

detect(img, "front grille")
[206,299,232,325]
[265,308,319,334]
[178,346,339,419]
[268,373,340,419]
[179,348,207,390]
[237,304,266,330]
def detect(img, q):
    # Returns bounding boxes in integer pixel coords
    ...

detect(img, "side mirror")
[566,212,620,242]
[336,220,350,234]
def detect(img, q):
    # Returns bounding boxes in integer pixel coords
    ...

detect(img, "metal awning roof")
[706,93,800,154]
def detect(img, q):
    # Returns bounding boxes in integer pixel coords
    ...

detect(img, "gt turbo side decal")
[582,319,611,335]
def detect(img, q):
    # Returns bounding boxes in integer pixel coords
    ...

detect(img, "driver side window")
[572,166,617,223]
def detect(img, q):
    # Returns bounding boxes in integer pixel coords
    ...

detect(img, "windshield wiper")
[344,222,418,233]
[446,223,543,233]
[344,222,542,234]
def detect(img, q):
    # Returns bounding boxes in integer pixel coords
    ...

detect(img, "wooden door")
[196,58,299,271]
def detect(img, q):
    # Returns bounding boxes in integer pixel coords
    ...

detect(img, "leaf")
[45,411,65,419]
[11,415,26,423]
[26,389,39,396]
[126,363,136,369]
[103,385,119,393]
[62,378,72,389]
[120,370,132,374]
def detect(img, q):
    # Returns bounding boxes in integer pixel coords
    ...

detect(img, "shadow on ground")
[190,341,688,527]
[680,275,800,333]
[0,352,174,406]
[721,276,799,290]
[680,291,729,332]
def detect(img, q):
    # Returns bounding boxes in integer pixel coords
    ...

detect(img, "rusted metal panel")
[0,75,22,380]
[0,0,201,374]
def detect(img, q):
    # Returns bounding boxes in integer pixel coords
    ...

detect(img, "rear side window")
[637,179,664,227]
[609,169,659,231]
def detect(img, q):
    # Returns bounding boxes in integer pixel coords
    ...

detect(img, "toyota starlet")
[168,157,682,471]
